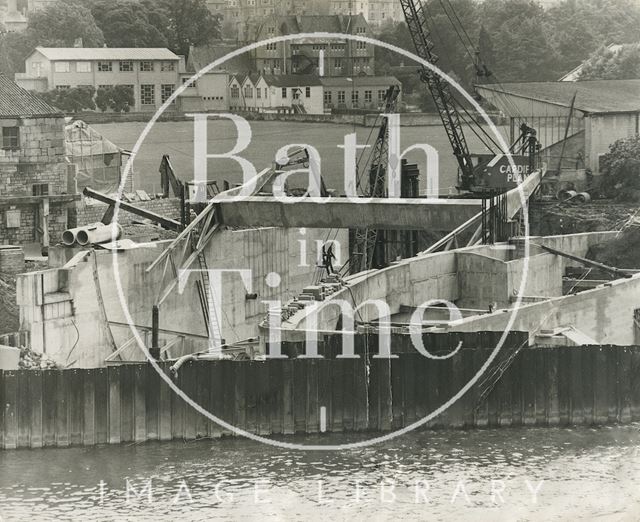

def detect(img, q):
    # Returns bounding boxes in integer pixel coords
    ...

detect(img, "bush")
[39,86,96,112]
[95,85,135,113]
[600,134,640,200]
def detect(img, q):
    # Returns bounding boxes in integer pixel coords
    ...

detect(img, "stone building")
[252,14,374,77]
[0,74,77,248]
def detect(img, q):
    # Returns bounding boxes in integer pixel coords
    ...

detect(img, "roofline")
[33,46,180,60]
[475,84,589,113]
[0,112,64,119]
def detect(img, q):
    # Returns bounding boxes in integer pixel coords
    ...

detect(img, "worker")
[321,244,336,276]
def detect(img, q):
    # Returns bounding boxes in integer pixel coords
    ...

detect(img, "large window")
[140,61,154,72]
[119,61,133,72]
[140,84,155,105]
[244,85,253,98]
[305,86,311,98]
[334,58,343,69]
[231,85,240,98]
[281,87,287,98]
[161,84,175,103]
[364,90,372,103]
[351,90,359,105]
[161,61,175,72]
[76,62,91,73]
[324,91,332,105]
[2,127,19,149]
[97,61,112,72]
[54,61,70,73]
[337,90,345,104]
[378,89,386,102]
[356,41,366,50]
[265,42,277,51]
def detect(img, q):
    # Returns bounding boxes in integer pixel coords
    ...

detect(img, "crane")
[399,0,539,195]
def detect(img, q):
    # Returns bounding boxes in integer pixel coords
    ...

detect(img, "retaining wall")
[1,332,640,449]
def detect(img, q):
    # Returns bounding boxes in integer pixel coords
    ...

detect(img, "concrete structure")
[15,47,182,113]
[274,231,640,347]
[15,227,348,367]
[252,14,374,77]
[0,74,78,247]
[320,75,401,110]
[476,80,640,177]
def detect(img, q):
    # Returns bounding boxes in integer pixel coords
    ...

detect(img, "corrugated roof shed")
[0,74,62,118]
[478,79,640,114]
[34,47,180,61]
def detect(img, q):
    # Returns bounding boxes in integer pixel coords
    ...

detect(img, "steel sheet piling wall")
[2,333,640,449]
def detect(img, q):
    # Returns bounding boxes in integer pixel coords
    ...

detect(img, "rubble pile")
[18,346,59,370]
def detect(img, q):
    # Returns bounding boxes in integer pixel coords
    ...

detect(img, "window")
[140,61,153,72]
[54,61,70,73]
[182,77,197,88]
[266,42,277,51]
[264,87,267,98]
[231,85,240,98]
[351,90,359,105]
[256,87,261,99]
[305,86,311,98]
[97,61,112,72]
[2,127,19,149]
[293,88,300,100]
[356,41,366,50]
[330,44,345,51]
[140,84,155,105]
[378,89,386,102]
[32,183,49,196]
[312,44,326,51]
[364,90,372,103]
[161,61,175,72]
[273,59,281,69]
[244,85,253,98]
[324,90,332,105]
[291,44,300,55]
[337,90,345,104]
[356,26,366,34]
[267,26,275,34]
[56,85,70,91]
[334,58,343,69]
[76,62,91,73]
[161,84,175,103]
[119,61,133,72]
[281,87,287,98]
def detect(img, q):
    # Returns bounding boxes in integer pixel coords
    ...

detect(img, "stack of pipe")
[62,223,122,246]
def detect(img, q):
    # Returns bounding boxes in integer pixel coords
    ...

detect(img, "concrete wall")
[17,226,348,367]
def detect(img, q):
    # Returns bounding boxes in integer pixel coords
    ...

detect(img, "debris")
[18,345,59,370]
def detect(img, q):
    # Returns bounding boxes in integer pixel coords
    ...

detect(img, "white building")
[178,70,230,112]
[15,47,183,113]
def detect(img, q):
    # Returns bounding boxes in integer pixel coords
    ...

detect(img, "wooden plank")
[306,359,319,434]
[546,348,560,426]
[233,362,247,435]
[209,361,224,438]
[282,359,295,435]
[222,361,236,437]
[594,347,608,424]
[379,359,393,432]
[134,365,147,442]
[95,368,109,444]
[557,348,571,425]
[194,361,210,439]
[54,370,69,447]
[119,365,135,443]
[402,353,417,427]
[82,369,96,446]
[391,356,404,429]
[145,364,160,441]
[42,370,57,447]
[258,361,271,436]
[28,371,43,448]
[269,359,284,435]
[522,348,537,426]
[425,352,440,428]
[630,348,640,421]
[0,371,4,449]
[448,350,465,428]
[619,348,632,423]
[158,364,173,441]
[17,371,30,448]
[68,370,84,446]
[293,360,307,433]
[569,347,584,425]
[607,347,619,423]
[171,366,185,440]
[367,357,379,431]
[108,366,121,444]
[181,362,197,441]
[245,362,259,435]
[581,346,595,424]
[3,372,18,449]
[535,347,547,426]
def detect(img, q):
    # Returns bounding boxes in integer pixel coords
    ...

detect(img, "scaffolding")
[64,120,134,195]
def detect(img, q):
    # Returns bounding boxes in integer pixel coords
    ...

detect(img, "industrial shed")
[477,79,640,180]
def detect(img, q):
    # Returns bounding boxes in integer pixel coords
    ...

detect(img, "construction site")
[1,0,640,451]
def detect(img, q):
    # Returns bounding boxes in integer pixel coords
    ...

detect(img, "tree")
[599,135,640,200]
[578,44,640,80]
[96,85,135,113]
[27,1,104,47]
[39,86,96,113]
[87,0,169,48]
[157,0,221,57]
[477,25,496,82]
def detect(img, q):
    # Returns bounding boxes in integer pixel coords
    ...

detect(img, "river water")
[1,425,640,521]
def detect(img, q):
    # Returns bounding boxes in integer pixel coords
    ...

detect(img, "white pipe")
[75,223,123,246]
